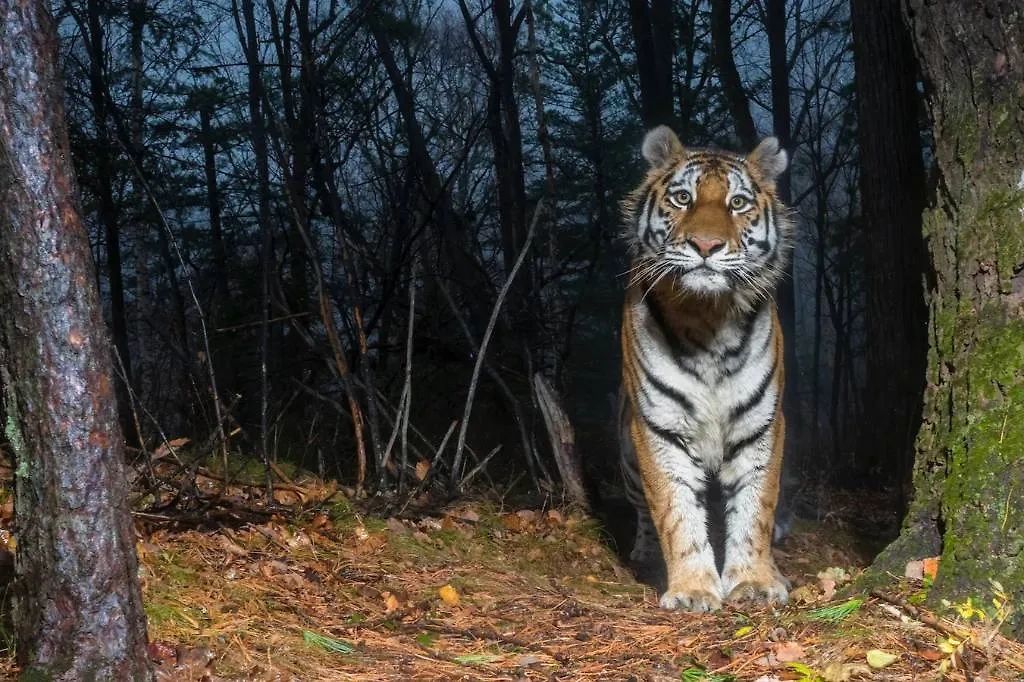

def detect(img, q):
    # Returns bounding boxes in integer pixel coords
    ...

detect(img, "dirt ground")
[1,471,1022,681]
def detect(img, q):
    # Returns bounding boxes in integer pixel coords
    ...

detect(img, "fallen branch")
[532,373,588,510]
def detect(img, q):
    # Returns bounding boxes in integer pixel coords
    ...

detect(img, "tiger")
[619,125,793,612]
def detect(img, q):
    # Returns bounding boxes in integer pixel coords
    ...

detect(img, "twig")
[400,257,417,491]
[450,198,544,490]
[399,420,459,514]
[437,278,545,492]
[459,444,502,489]
[110,134,231,484]
[265,115,370,495]
[194,467,309,496]
[214,311,311,333]
[870,588,968,640]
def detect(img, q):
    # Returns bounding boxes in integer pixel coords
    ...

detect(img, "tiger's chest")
[627,295,779,470]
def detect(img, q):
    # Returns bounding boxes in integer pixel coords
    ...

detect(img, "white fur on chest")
[629,296,775,473]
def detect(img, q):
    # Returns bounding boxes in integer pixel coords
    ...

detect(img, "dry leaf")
[438,584,460,605]
[383,592,401,613]
[216,534,249,557]
[820,577,837,601]
[502,514,524,531]
[415,459,430,481]
[545,509,564,524]
[904,560,924,579]
[922,556,940,580]
[774,641,805,662]
[822,662,871,681]
[152,437,191,460]
[788,584,818,604]
[387,517,407,534]
[454,508,480,523]
[276,572,309,590]
[865,649,898,669]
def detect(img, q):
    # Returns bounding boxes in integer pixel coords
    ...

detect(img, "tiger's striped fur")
[619,126,793,612]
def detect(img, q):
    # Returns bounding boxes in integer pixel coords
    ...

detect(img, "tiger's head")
[623,125,794,310]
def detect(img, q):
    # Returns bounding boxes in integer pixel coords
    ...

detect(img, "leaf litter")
[0,473,1022,680]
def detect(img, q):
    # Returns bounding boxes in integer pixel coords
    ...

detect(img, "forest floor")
[1,464,1023,681]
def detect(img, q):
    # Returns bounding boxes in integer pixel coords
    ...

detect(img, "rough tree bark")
[873,0,1024,638]
[0,0,153,678]
[851,0,928,494]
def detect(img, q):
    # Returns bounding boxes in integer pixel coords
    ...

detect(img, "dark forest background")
[54,0,927,511]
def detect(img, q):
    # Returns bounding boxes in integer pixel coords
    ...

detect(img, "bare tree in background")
[0,1,152,677]
[628,0,675,128]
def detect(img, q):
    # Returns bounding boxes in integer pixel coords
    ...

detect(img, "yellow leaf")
[383,592,401,613]
[438,584,460,605]
[865,649,898,669]
[733,625,753,638]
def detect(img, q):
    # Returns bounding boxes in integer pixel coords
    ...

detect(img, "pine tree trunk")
[874,0,1024,638]
[0,1,152,677]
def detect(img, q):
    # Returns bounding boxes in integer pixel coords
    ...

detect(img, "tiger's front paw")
[660,570,723,612]
[724,575,789,605]
[659,588,722,613]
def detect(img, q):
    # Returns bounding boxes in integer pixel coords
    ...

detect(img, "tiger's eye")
[671,190,692,206]
[729,195,751,210]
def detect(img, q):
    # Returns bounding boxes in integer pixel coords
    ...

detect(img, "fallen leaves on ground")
[0,476,1022,681]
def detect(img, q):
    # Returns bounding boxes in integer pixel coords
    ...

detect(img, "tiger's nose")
[687,235,726,258]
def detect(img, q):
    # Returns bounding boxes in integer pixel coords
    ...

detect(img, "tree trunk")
[627,0,674,129]
[86,0,137,446]
[710,0,755,148]
[851,0,927,495]
[873,0,1024,638]
[236,0,276,484]
[0,2,152,677]
[765,0,802,486]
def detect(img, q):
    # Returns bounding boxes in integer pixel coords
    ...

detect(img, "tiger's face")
[624,126,793,307]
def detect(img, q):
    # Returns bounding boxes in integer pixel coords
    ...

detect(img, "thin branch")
[450,198,544,491]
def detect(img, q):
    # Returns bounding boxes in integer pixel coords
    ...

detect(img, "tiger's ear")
[642,125,684,169]
[747,136,788,184]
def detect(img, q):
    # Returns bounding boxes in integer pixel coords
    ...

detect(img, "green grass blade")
[303,630,356,654]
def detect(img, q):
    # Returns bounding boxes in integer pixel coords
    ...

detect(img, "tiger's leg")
[630,506,661,564]
[632,420,721,612]
[620,403,662,565]
[719,415,789,604]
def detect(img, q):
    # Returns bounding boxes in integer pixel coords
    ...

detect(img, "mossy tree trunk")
[0,1,153,678]
[873,1,1024,638]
